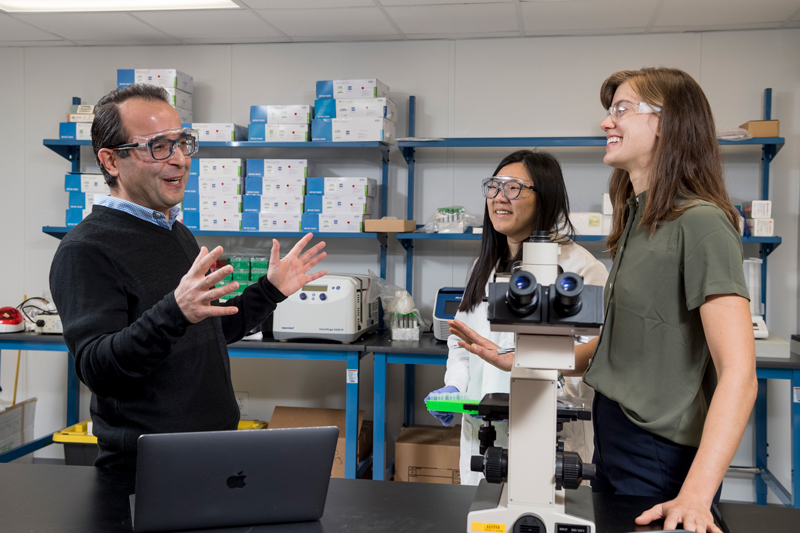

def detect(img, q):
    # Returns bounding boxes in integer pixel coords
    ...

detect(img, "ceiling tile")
[0,14,64,41]
[656,0,800,27]
[521,0,658,34]
[256,7,399,38]
[12,13,176,42]
[72,38,187,46]
[242,0,374,7]
[385,3,518,34]
[182,36,291,43]
[405,30,519,40]
[0,40,72,47]
[133,9,285,39]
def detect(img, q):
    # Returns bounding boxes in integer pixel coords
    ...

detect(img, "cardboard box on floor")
[394,424,461,484]
[0,398,37,464]
[269,406,372,478]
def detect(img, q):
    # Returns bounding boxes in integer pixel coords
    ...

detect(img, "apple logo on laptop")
[226,471,247,489]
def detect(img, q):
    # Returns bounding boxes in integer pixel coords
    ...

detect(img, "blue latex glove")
[425,385,460,426]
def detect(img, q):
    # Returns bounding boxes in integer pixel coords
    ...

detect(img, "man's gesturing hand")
[267,233,327,296]
[175,246,240,324]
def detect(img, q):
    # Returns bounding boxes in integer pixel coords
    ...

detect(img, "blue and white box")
[311,118,395,143]
[245,177,306,196]
[302,213,364,233]
[250,105,313,124]
[246,159,312,179]
[180,210,200,230]
[182,192,199,212]
[243,195,304,214]
[185,174,198,194]
[164,87,192,110]
[314,98,397,121]
[315,79,389,99]
[68,192,108,210]
[190,159,244,178]
[304,195,374,216]
[191,123,247,142]
[200,212,242,231]
[248,123,309,142]
[199,194,242,214]
[117,69,193,93]
[66,208,90,227]
[243,213,302,232]
[64,174,109,193]
[198,177,244,195]
[59,122,92,140]
[306,177,377,198]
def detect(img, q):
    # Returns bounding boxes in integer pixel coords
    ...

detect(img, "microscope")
[464,231,603,533]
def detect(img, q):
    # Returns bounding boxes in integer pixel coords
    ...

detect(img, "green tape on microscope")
[424,399,479,415]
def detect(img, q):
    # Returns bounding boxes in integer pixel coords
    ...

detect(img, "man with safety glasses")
[49,84,327,471]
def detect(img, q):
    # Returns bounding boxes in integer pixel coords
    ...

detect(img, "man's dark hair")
[92,84,171,188]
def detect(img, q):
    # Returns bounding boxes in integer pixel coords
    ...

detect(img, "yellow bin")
[53,419,268,466]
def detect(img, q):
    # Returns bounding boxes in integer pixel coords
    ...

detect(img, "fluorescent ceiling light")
[0,0,239,12]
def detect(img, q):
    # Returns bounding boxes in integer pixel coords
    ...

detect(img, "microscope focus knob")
[484,446,508,484]
[555,451,594,490]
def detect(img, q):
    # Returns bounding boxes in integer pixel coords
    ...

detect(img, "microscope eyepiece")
[506,271,539,315]
[553,272,584,317]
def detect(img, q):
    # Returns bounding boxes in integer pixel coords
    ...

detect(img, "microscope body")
[466,234,602,533]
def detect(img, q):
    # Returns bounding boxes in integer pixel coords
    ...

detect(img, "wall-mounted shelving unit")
[42,138,392,279]
[396,93,784,321]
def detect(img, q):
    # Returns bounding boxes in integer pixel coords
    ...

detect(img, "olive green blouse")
[583,190,749,447]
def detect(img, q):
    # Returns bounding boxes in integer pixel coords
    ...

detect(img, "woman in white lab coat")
[424,149,608,486]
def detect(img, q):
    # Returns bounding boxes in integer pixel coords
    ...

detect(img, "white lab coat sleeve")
[444,308,475,393]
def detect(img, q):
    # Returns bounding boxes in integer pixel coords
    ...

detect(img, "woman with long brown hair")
[453,68,756,533]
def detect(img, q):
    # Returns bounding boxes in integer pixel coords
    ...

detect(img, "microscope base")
[467,480,595,533]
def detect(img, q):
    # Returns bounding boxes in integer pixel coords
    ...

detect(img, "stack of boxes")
[65,174,109,226]
[181,159,245,231]
[743,200,773,237]
[117,68,194,124]
[59,104,95,141]
[249,105,312,142]
[243,159,311,231]
[302,177,378,233]
[216,256,269,302]
[312,78,396,143]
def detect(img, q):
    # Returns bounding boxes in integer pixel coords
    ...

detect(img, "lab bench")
[0,332,378,479]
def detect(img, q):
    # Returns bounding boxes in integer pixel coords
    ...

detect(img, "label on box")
[246,159,311,179]
[243,212,302,232]
[190,159,244,178]
[245,177,306,196]
[200,212,242,231]
[59,122,92,140]
[743,200,772,219]
[304,195,373,215]
[198,177,243,195]
[248,123,309,142]
[471,523,506,533]
[199,195,242,213]
[306,177,377,198]
[66,113,95,123]
[243,195,304,213]
[250,105,313,124]
[191,123,246,142]
[314,98,396,120]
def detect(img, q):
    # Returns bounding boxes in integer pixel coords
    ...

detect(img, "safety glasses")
[482,177,536,200]
[109,127,199,161]
[606,100,661,122]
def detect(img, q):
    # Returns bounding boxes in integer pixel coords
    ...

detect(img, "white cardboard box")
[245,177,306,196]
[602,193,613,215]
[246,159,312,179]
[64,174,110,194]
[117,69,193,93]
[248,123,309,142]
[199,194,242,214]
[0,398,37,464]
[305,195,374,215]
[243,195,304,214]
[571,212,603,236]
[164,87,193,110]
[742,200,772,219]
[315,98,397,121]
[191,159,244,178]
[243,213,303,232]
[198,177,244,195]
[747,218,774,236]
[250,105,313,124]
[306,177,377,198]
[199,212,242,231]
[316,79,389,99]
[191,123,247,142]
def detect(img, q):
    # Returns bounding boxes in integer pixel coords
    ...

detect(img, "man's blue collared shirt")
[95,195,180,230]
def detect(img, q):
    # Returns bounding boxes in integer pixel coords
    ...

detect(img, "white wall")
[0,29,797,503]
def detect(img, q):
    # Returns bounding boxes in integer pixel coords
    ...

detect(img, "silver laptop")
[130,426,339,532]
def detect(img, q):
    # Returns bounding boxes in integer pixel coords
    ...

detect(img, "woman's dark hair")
[460,150,575,313]
[91,84,171,187]
[601,67,740,258]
